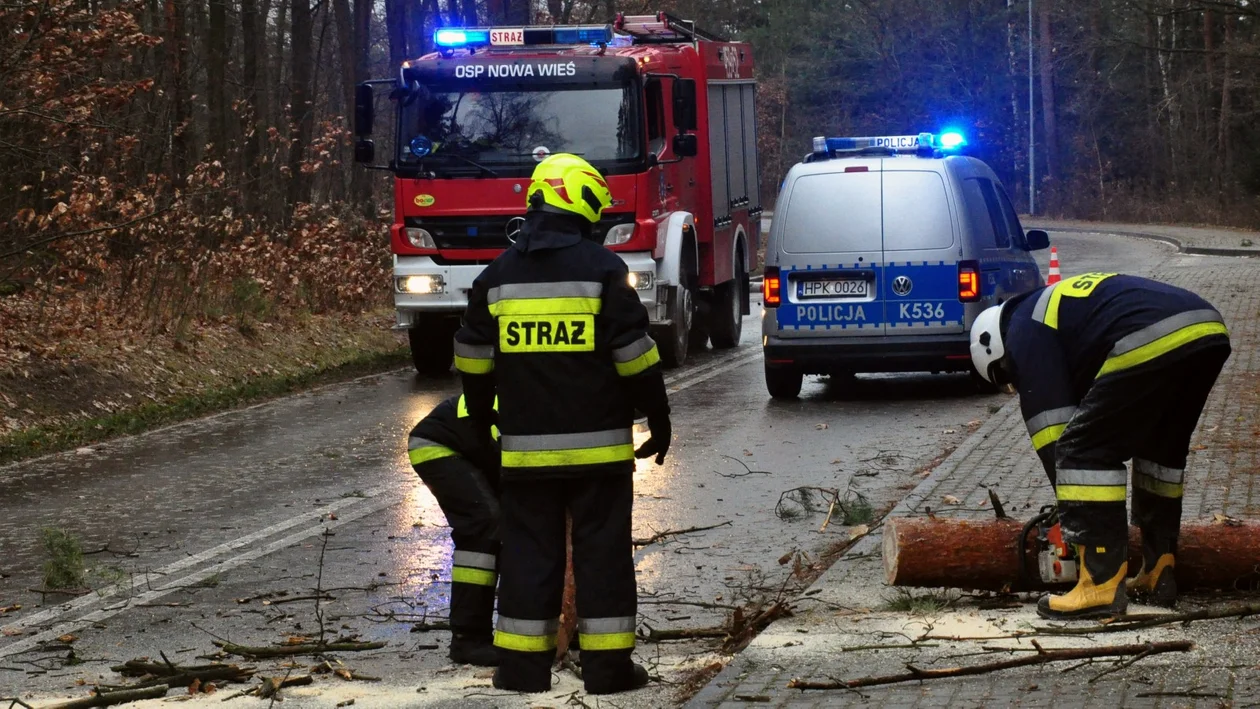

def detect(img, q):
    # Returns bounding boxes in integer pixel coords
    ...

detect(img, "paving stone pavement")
[687,228,1260,708]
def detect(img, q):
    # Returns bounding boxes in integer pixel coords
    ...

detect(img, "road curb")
[1032,224,1260,259]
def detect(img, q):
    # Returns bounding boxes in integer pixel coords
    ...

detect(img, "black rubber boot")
[492,664,551,693]
[1037,542,1128,621]
[449,633,499,666]
[586,663,649,695]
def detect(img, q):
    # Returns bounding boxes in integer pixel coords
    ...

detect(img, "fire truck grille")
[405,214,635,250]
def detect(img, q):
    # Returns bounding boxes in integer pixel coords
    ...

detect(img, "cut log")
[884,517,1260,592]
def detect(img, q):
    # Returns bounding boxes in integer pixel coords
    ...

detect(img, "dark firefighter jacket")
[407,395,500,476]
[453,211,670,480]
[1003,273,1228,480]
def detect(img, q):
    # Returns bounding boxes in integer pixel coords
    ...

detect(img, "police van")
[761,132,1050,399]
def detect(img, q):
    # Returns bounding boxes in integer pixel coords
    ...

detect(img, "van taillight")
[763,267,782,307]
[958,261,980,302]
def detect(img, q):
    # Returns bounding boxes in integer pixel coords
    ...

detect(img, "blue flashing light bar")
[811,131,968,156]
[435,28,490,47]
[433,25,613,50]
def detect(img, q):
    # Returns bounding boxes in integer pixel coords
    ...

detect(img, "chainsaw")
[1019,505,1078,585]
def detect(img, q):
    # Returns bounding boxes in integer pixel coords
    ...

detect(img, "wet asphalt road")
[0,231,1175,706]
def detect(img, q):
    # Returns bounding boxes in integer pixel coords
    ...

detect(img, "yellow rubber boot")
[1036,543,1128,620]
[1127,553,1177,608]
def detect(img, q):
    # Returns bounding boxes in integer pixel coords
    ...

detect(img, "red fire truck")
[354,13,760,374]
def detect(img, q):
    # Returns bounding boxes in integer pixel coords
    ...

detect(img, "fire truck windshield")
[398,84,641,176]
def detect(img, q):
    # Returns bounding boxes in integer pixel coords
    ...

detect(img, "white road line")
[667,351,761,395]
[0,489,405,658]
[1,482,395,635]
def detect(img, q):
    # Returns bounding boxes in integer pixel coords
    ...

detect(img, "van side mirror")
[1024,229,1050,251]
[673,133,698,158]
[672,78,697,132]
[355,139,375,164]
[354,83,375,137]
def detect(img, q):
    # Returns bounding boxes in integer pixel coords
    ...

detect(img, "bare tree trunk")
[1217,14,1233,183]
[1204,8,1215,85]
[386,0,408,70]
[333,0,365,203]
[1038,0,1058,189]
[287,0,313,212]
[164,0,189,181]
[353,0,372,207]
[241,0,262,212]
[460,0,476,24]
[207,0,228,154]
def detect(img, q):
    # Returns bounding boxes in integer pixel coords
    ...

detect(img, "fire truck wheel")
[764,363,802,400]
[408,319,456,377]
[708,260,746,349]
[656,277,694,368]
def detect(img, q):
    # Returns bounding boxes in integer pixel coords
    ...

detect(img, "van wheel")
[709,261,746,349]
[657,278,693,368]
[970,366,999,393]
[409,318,457,377]
[765,364,802,399]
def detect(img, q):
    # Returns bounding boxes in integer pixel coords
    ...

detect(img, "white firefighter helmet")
[969,303,1006,384]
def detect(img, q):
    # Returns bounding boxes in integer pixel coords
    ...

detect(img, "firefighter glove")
[634,416,671,465]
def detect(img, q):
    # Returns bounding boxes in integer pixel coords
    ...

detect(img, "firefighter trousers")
[494,473,637,694]
[413,456,501,637]
[1054,343,1231,546]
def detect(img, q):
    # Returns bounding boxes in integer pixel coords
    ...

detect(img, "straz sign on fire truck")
[454,62,579,79]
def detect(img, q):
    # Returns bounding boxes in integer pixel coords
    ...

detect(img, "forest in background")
[3,0,1259,379]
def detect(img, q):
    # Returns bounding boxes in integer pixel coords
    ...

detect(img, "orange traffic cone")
[1047,246,1061,285]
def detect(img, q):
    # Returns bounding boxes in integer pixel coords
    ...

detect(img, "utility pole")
[1028,0,1036,214]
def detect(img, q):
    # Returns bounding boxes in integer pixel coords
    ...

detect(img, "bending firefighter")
[407,394,502,666]
[454,154,671,694]
[971,273,1230,619]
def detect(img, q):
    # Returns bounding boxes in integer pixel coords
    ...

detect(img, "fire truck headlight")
[397,275,445,294]
[405,228,436,249]
[627,271,654,291]
[604,223,635,246]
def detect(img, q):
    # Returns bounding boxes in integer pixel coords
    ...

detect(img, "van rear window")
[883,171,954,251]
[781,172,881,254]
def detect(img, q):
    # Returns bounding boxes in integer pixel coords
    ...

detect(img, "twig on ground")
[787,640,1193,690]
[641,624,728,642]
[213,640,385,658]
[715,456,772,478]
[632,521,732,547]
[315,528,332,646]
[107,659,255,689]
[1088,647,1154,683]
[1134,690,1224,699]
[1034,602,1260,635]
[3,699,35,709]
[269,594,335,606]
[838,643,940,652]
[638,599,740,610]
[40,686,169,709]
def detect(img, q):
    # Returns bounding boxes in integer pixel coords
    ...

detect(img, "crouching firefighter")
[454,154,672,694]
[407,394,502,665]
[971,273,1230,619]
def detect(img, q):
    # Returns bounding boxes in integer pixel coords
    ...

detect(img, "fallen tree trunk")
[884,517,1260,592]
[787,640,1193,690]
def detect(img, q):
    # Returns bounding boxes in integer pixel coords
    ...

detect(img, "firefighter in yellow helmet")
[454,154,671,694]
